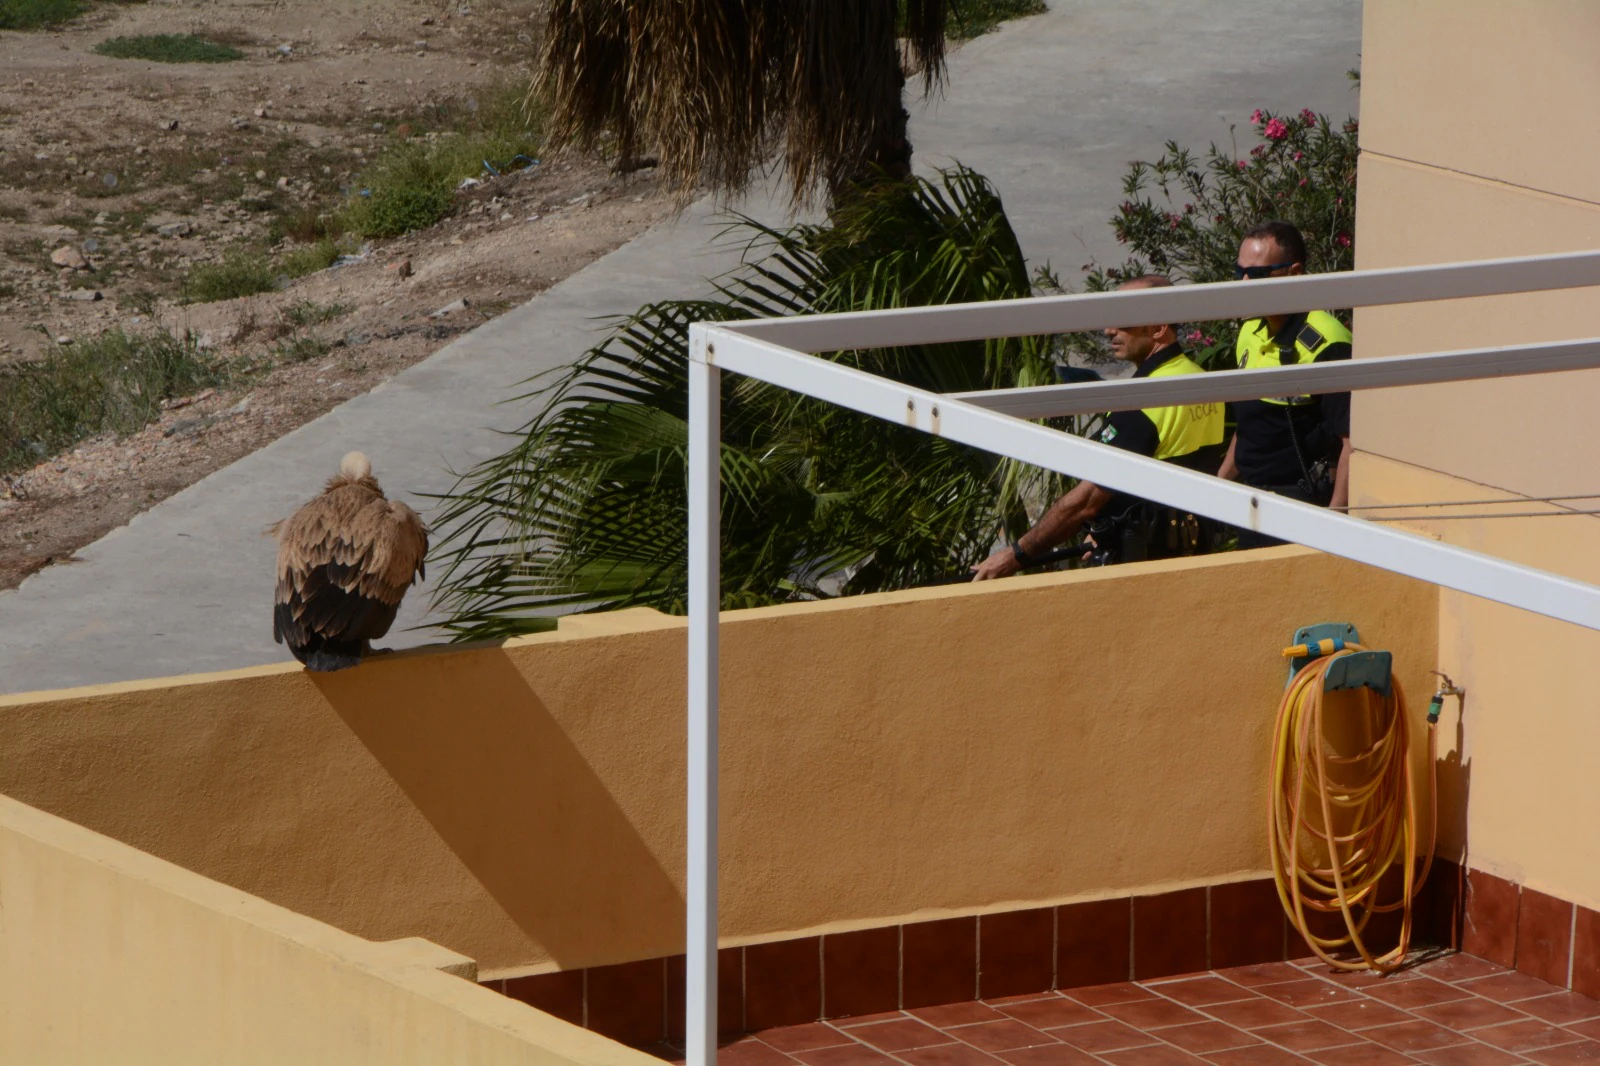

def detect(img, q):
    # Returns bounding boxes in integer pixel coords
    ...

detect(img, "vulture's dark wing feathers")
[272,475,428,671]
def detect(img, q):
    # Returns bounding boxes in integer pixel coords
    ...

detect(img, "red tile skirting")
[486,868,1468,1046]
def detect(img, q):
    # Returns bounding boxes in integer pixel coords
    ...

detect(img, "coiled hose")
[1268,643,1437,972]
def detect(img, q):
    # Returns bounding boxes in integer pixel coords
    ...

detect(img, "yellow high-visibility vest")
[1142,352,1225,461]
[1236,309,1352,406]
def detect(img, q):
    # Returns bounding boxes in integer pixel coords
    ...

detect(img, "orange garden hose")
[1268,643,1438,972]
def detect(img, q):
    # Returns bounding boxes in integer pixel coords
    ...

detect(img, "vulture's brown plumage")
[272,452,427,671]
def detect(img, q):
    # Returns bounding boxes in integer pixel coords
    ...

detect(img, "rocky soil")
[0,0,679,589]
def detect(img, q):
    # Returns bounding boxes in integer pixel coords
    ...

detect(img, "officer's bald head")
[1117,275,1177,334]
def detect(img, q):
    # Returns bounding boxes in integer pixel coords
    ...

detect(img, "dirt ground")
[0,0,679,589]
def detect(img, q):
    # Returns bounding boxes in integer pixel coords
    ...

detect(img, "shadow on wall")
[312,647,685,968]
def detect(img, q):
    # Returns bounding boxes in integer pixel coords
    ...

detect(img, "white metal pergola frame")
[681,251,1600,1065]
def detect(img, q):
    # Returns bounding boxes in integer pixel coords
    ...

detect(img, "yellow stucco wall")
[1353,2,1600,905]
[0,548,1436,977]
[0,792,662,1066]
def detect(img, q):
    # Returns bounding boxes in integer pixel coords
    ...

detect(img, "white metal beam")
[686,342,721,1066]
[718,251,1600,353]
[702,326,1600,632]
[949,336,1600,418]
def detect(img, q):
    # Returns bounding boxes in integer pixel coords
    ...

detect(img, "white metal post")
[686,329,721,1066]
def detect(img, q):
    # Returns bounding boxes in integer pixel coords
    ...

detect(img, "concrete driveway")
[0,0,1362,694]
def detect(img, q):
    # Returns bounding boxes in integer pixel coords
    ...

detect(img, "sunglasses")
[1234,260,1297,280]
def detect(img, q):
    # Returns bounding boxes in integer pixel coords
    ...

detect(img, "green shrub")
[280,238,342,278]
[345,81,545,238]
[0,0,84,30]
[274,334,329,364]
[0,330,231,475]
[947,0,1046,39]
[93,33,243,63]
[184,252,279,303]
[1080,105,1359,368]
[282,300,351,327]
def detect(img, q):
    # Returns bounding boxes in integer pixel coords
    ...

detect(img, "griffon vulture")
[271,451,427,671]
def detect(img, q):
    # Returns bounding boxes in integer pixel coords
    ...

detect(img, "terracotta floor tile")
[1363,1019,1474,1052]
[758,1025,857,1053]
[1257,979,1365,1009]
[1202,1044,1309,1064]
[1049,1019,1159,1053]
[1067,982,1159,1008]
[1302,998,1415,1031]
[849,1019,951,1052]
[997,999,1103,1030]
[1202,996,1312,1030]
[896,1044,1006,1066]
[1251,1019,1366,1052]
[1098,1046,1207,1064]
[993,1044,1102,1066]
[1149,977,1256,1008]
[1411,1044,1531,1064]
[1416,953,1511,983]
[1304,1042,1419,1065]
[717,1040,800,1066]
[911,1002,1010,1028]
[1155,1021,1260,1054]
[1412,995,1530,1031]
[1465,972,1570,1004]
[1475,1019,1594,1052]
[791,1044,898,1066]
[1524,1041,1600,1063]
[1214,962,1309,987]
[1099,998,1207,1031]
[984,992,1059,1007]
[1362,976,1473,1009]
[1520,994,1600,1026]
[953,1021,1059,1053]
[1568,1020,1600,1042]
[836,1013,906,1028]
[1298,963,1420,989]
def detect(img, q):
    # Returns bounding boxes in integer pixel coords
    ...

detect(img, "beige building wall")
[1353,3,1600,905]
[0,548,1435,977]
[0,792,661,1066]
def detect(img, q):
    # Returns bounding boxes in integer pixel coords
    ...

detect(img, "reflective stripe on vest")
[1143,353,1226,461]
[1235,309,1352,406]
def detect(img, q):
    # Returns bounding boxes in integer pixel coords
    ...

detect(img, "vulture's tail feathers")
[302,643,364,672]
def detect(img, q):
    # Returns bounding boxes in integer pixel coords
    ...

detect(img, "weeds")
[282,300,351,327]
[344,81,545,238]
[946,0,1046,39]
[0,0,84,30]
[274,334,330,364]
[184,252,279,303]
[94,34,244,63]
[280,237,342,278]
[0,329,232,475]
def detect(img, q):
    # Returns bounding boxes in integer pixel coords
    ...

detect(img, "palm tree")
[538,0,951,206]
[429,166,1064,639]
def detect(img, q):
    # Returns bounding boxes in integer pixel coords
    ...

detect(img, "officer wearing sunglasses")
[1216,220,1353,547]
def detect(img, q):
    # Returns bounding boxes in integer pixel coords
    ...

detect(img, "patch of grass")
[0,0,84,30]
[184,252,279,303]
[0,329,232,475]
[93,33,244,63]
[0,282,16,300]
[946,0,1047,39]
[271,202,345,244]
[280,238,341,278]
[283,300,351,327]
[274,334,330,364]
[0,203,26,222]
[344,81,546,238]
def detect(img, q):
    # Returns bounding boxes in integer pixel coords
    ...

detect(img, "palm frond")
[428,164,1067,640]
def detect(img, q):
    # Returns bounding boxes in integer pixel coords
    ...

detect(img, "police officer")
[972,276,1226,580]
[1217,221,1353,546]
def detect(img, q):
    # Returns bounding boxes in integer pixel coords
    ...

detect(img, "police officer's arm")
[1217,433,1240,481]
[1309,340,1353,509]
[970,410,1154,581]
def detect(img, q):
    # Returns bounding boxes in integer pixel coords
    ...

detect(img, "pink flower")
[1300,108,1318,126]
[1250,108,1264,125]
[1250,145,1265,157]
[1236,160,1248,170]
[1298,178,1308,187]
[1336,233,1352,248]
[1293,151,1304,161]
[1264,117,1290,141]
